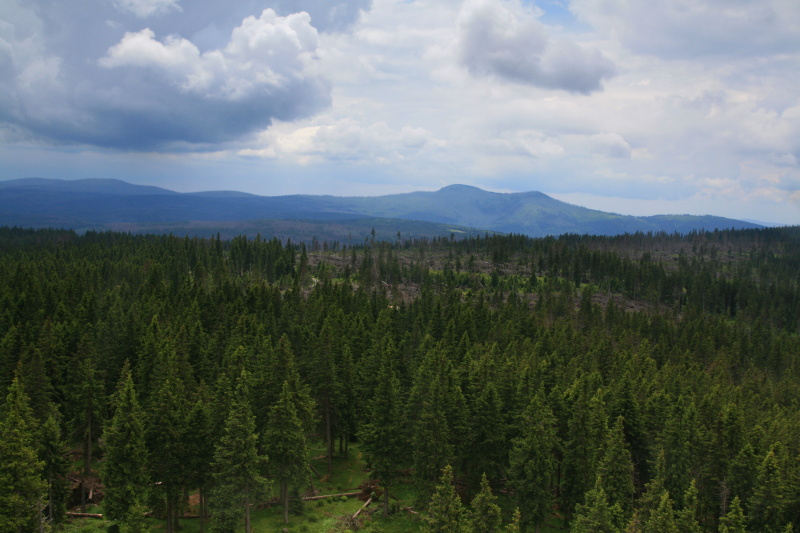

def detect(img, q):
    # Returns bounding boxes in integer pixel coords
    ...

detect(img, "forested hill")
[1,225,799,532]
[0,178,762,238]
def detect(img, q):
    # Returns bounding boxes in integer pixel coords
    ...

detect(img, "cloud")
[112,0,182,18]
[240,117,442,165]
[456,0,615,93]
[0,4,331,150]
[271,0,372,33]
[585,132,632,158]
[100,10,322,101]
[571,0,800,59]
[243,117,438,165]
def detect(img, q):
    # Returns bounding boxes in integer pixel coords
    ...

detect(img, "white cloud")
[270,0,371,32]
[100,10,322,100]
[242,117,438,165]
[571,0,800,59]
[112,0,181,18]
[456,0,615,93]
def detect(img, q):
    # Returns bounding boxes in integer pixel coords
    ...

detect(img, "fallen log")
[353,497,372,519]
[66,512,104,519]
[303,491,360,501]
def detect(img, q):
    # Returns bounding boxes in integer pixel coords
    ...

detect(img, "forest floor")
[62,441,566,532]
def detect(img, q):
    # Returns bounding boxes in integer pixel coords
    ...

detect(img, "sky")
[1,0,799,225]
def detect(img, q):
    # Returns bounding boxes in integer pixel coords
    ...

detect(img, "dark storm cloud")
[457,0,615,94]
[0,0,369,151]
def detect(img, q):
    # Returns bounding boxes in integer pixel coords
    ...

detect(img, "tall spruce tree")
[0,375,47,533]
[359,338,407,517]
[264,380,308,524]
[147,349,189,533]
[185,387,214,533]
[597,416,635,519]
[749,443,791,533]
[571,479,622,533]
[409,345,468,506]
[507,390,558,533]
[309,316,342,475]
[40,412,70,527]
[101,361,149,531]
[423,465,468,533]
[65,333,105,513]
[718,496,747,533]
[469,473,502,533]
[562,380,607,521]
[210,370,269,533]
[676,479,702,533]
[642,492,679,533]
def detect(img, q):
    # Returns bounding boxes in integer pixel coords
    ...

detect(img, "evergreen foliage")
[571,480,622,533]
[423,465,468,533]
[0,375,47,532]
[210,370,269,533]
[508,390,558,532]
[359,337,407,517]
[470,473,502,533]
[0,225,798,532]
[264,380,308,524]
[718,496,747,533]
[101,362,149,530]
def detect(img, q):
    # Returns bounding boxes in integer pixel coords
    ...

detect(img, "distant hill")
[0,178,762,238]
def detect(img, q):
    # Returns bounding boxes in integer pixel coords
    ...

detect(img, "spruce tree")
[423,465,468,533]
[147,350,189,533]
[0,375,47,533]
[210,370,269,533]
[465,381,507,488]
[264,380,308,524]
[597,416,635,518]
[562,381,607,521]
[102,362,149,531]
[749,444,790,533]
[642,492,678,533]
[185,388,214,533]
[64,333,104,513]
[469,473,502,533]
[571,480,622,533]
[309,316,342,475]
[718,495,746,533]
[635,448,668,527]
[409,346,468,506]
[359,338,407,517]
[676,479,702,533]
[40,412,70,526]
[505,508,522,533]
[507,391,558,533]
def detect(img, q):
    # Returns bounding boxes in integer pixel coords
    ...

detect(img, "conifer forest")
[1,225,799,533]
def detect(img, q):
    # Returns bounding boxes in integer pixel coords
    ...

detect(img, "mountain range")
[0,178,762,240]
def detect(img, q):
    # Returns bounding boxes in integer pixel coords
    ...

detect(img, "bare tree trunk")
[48,473,54,523]
[198,487,205,533]
[38,495,46,533]
[325,404,333,475]
[166,493,173,533]
[282,479,289,524]
[383,484,390,517]
[245,495,252,533]
[81,410,92,513]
